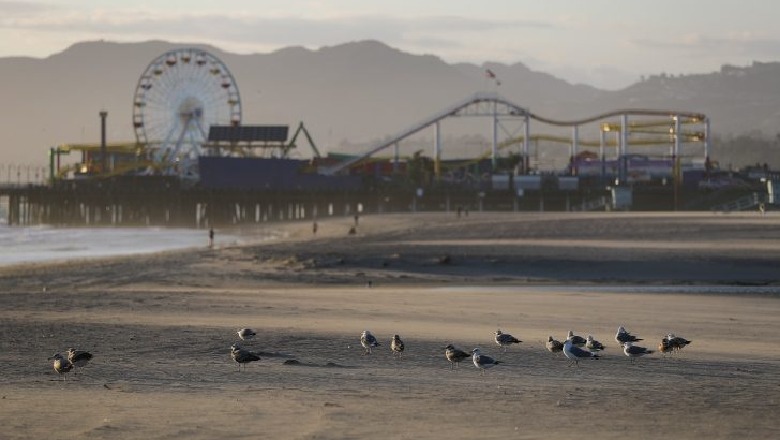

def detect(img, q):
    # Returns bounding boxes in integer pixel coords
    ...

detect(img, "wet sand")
[1,212,779,439]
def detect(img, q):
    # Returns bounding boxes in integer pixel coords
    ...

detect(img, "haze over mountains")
[1,40,778,169]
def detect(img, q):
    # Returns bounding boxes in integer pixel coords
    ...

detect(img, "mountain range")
[1,39,778,170]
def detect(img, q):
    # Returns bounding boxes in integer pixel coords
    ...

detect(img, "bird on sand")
[623,341,654,362]
[658,339,674,356]
[615,326,643,346]
[230,343,261,371]
[48,353,73,380]
[67,348,93,375]
[664,334,692,352]
[546,336,564,353]
[360,330,380,355]
[494,329,522,352]
[566,330,587,348]
[444,344,471,369]
[472,348,502,375]
[563,339,600,366]
[585,335,606,352]
[391,334,405,356]
[237,328,257,341]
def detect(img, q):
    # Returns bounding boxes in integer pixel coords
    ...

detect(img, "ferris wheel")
[132,48,241,177]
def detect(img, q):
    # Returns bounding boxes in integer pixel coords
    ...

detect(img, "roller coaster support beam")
[572,125,580,167]
[599,127,605,157]
[491,100,498,169]
[434,121,441,179]
[523,115,530,173]
[704,118,710,163]
[619,114,629,184]
[599,128,606,184]
[673,116,681,158]
[620,114,628,157]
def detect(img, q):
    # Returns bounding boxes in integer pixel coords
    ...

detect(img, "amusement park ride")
[47,47,716,191]
[131,47,241,176]
[50,48,319,182]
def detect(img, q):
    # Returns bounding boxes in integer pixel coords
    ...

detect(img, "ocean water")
[0,225,239,267]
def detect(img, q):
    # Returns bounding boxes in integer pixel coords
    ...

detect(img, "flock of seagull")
[48,325,692,379]
[359,326,690,374]
[378,326,689,374]
[546,326,690,367]
[224,326,692,375]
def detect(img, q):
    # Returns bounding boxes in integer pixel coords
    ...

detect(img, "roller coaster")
[320,91,709,178]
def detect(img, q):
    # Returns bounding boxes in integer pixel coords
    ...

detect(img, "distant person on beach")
[759,203,765,216]
[208,228,214,248]
[354,214,359,226]
[313,221,318,235]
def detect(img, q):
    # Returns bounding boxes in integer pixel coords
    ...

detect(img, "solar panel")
[208,125,289,143]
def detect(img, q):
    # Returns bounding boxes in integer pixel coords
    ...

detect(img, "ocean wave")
[0,226,225,266]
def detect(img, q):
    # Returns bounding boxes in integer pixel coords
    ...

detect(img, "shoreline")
[1,211,779,286]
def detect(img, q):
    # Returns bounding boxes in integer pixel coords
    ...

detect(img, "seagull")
[566,330,587,348]
[48,353,73,380]
[237,328,257,341]
[658,339,674,356]
[472,348,501,375]
[546,336,564,353]
[615,326,643,346]
[664,334,692,352]
[67,348,93,375]
[360,330,380,355]
[494,329,522,352]
[563,339,600,366]
[230,343,261,371]
[390,334,405,356]
[623,341,654,362]
[585,335,606,352]
[445,344,471,369]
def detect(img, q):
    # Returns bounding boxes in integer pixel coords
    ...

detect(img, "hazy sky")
[2,0,778,89]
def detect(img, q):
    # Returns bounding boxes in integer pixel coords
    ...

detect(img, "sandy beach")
[1,211,779,439]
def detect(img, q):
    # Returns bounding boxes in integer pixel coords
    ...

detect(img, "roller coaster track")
[321,92,707,175]
[527,107,705,126]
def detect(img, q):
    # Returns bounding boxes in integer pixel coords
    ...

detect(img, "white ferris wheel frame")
[132,48,241,177]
